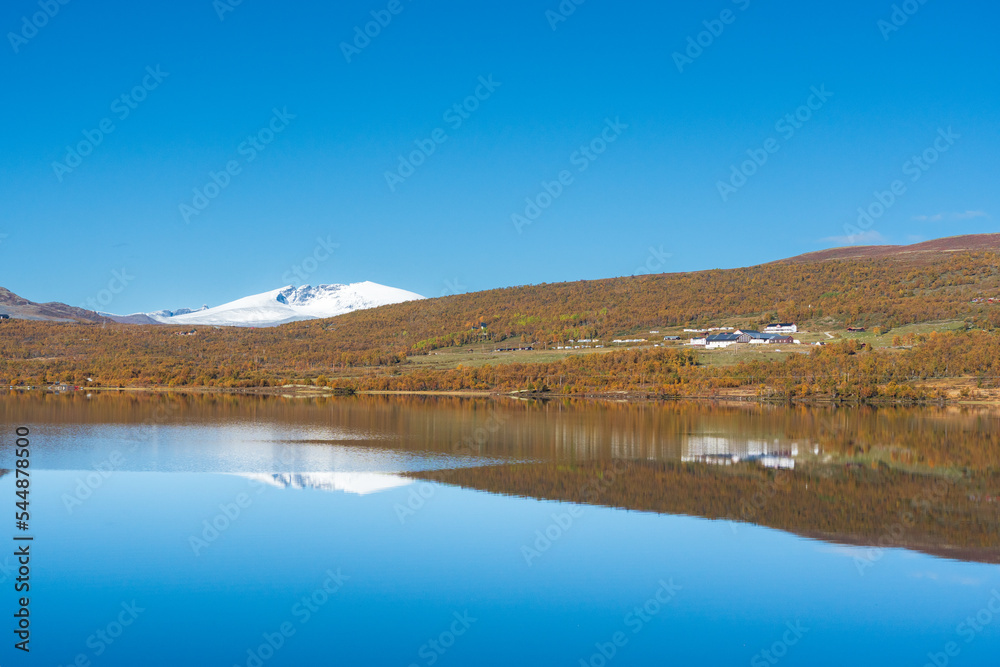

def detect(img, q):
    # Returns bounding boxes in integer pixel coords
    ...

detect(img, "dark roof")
[707,333,742,342]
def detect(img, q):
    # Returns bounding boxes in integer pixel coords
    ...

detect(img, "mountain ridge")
[0,287,107,323]
[1,234,998,391]
[2,234,997,326]
[778,233,1000,264]
[117,281,426,327]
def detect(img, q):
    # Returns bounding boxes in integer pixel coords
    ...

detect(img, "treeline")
[0,320,407,387]
[2,319,999,400]
[699,330,1000,400]
[334,331,1000,400]
[330,347,699,394]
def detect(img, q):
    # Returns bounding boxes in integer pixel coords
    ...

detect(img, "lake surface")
[1,393,998,666]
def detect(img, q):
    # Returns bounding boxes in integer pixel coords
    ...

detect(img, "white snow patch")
[143,282,423,327]
[237,472,413,495]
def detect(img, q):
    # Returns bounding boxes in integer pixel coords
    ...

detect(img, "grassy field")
[693,346,811,367]
[836,320,967,347]
[390,320,973,375]
[403,342,621,371]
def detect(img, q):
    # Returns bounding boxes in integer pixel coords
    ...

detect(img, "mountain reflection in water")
[3,392,998,564]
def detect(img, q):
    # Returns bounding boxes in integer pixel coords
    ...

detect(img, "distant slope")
[104,305,212,325]
[781,233,1000,263]
[0,288,105,323]
[145,282,425,327]
[103,312,162,325]
[283,234,1000,357]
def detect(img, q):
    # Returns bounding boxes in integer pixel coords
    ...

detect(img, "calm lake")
[1,393,998,666]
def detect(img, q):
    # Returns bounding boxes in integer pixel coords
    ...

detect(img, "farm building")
[764,323,797,334]
[748,334,794,345]
[705,330,794,349]
[705,333,746,349]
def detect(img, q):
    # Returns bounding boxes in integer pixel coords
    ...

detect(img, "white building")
[764,323,798,334]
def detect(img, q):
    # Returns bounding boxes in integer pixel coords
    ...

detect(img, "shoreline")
[11,384,1000,406]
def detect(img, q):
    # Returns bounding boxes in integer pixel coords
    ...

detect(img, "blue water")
[1,406,998,666]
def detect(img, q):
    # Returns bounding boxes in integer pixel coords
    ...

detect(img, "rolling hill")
[0,288,106,323]
[1,234,998,395]
[273,233,1000,356]
[778,233,1000,263]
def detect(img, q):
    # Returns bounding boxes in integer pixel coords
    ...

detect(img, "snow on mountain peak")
[146,281,423,327]
[148,305,210,318]
[237,472,413,495]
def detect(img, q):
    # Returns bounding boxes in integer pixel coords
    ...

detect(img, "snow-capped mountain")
[148,306,210,319]
[114,282,424,327]
[237,472,413,495]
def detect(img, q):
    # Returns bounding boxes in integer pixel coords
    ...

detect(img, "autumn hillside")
[287,234,1000,355]
[1,234,1000,394]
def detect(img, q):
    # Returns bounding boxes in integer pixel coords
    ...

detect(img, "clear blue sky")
[1,0,997,313]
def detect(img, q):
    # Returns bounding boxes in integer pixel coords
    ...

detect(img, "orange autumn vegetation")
[336,332,1000,400]
[0,250,999,398]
